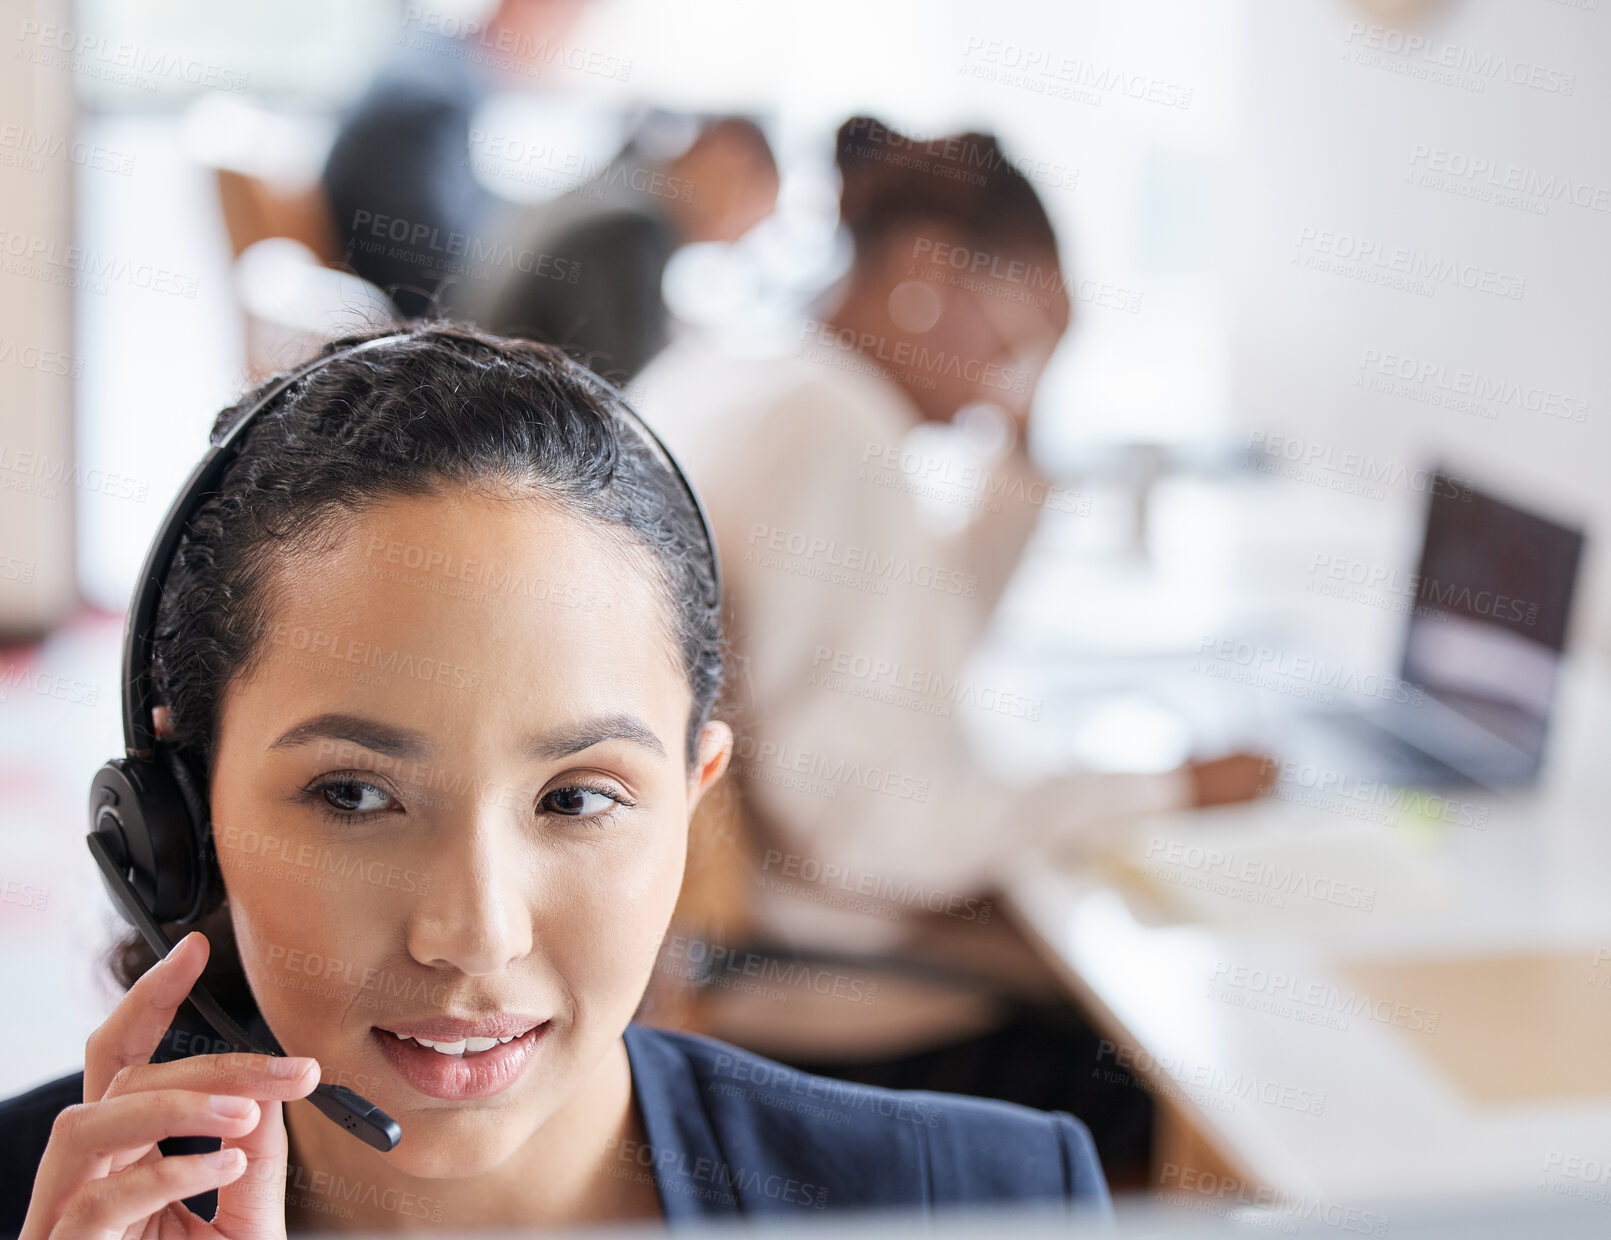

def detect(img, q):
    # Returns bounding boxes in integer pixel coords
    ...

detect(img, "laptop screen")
[1398,470,1586,765]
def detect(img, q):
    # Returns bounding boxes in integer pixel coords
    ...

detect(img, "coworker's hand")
[20,931,319,1240]
[1186,752,1276,807]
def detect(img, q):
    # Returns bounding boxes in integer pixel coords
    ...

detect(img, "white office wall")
[66,0,1608,653]
[0,0,78,636]
[579,0,1251,451]
[1228,0,1611,654]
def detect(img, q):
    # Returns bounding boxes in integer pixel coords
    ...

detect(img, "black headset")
[85,331,721,1152]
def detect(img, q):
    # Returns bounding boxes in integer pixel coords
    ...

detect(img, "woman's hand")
[1186,752,1278,807]
[19,931,320,1240]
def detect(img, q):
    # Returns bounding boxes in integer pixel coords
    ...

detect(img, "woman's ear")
[686,719,733,816]
[153,704,175,740]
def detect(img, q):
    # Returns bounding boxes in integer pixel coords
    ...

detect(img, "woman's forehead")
[322,490,654,605]
[228,492,689,730]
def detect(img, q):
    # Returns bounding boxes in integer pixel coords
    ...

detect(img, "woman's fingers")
[60,1089,259,1163]
[101,1052,320,1105]
[82,930,210,1103]
[52,1147,246,1240]
[210,1098,291,1234]
[26,1089,259,1216]
[34,931,320,1238]
[20,1056,317,1240]
[102,1055,318,1235]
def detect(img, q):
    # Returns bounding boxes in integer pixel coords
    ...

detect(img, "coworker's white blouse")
[634,337,1190,962]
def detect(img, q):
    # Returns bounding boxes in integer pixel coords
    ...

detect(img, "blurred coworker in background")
[463,111,779,383]
[322,0,592,318]
[634,115,1268,1184]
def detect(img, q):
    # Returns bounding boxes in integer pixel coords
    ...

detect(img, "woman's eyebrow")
[526,713,667,761]
[267,711,667,761]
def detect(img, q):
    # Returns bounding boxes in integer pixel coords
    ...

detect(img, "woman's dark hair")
[107,321,726,1002]
[834,114,1060,262]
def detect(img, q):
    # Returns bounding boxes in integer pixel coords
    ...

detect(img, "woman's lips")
[371,1022,547,1100]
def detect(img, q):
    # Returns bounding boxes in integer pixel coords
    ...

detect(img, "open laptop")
[1278,468,1586,792]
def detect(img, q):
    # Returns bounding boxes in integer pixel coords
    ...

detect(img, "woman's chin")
[378,1088,564,1178]
[381,1134,525,1180]
[288,1067,556,1181]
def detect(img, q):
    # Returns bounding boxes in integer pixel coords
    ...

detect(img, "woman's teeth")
[393,1032,518,1056]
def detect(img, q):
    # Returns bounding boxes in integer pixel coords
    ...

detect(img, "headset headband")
[121,332,721,759]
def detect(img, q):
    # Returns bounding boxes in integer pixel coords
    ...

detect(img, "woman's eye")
[315,778,395,817]
[541,784,626,819]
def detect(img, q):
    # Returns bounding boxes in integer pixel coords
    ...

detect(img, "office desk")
[963,471,1611,1207]
[1002,648,1611,1206]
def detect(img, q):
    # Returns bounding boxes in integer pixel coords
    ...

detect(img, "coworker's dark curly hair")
[106,321,727,1006]
[834,114,1061,262]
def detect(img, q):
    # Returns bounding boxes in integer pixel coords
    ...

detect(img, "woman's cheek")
[216,843,368,1054]
[541,828,684,1008]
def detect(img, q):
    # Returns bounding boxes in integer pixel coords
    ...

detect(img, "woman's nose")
[404,807,534,976]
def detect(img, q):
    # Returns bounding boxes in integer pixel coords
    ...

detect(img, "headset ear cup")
[162,746,221,923]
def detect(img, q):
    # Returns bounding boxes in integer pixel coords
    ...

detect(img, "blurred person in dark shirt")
[322,0,593,318]
[465,110,779,383]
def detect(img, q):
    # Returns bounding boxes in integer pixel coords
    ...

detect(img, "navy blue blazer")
[0,1021,1110,1231]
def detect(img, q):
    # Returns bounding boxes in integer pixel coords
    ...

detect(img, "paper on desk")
[1106,804,1453,929]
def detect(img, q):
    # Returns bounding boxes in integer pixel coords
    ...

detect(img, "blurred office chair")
[182,95,366,378]
[182,95,342,264]
[215,167,339,266]
[234,238,395,381]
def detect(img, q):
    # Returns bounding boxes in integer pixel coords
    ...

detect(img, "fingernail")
[269,1055,317,1078]
[203,1146,244,1169]
[210,1094,255,1117]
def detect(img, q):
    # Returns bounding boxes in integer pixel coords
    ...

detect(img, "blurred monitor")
[1282,467,1585,790]
[1399,469,1586,772]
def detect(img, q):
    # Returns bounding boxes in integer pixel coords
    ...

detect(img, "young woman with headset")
[0,325,1109,1234]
